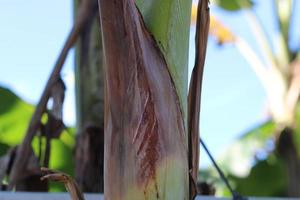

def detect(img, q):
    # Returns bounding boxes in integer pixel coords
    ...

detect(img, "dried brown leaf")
[41,168,85,200]
[8,0,95,189]
[49,77,65,120]
[188,0,210,199]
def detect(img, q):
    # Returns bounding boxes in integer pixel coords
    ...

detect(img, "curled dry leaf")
[49,77,66,121]
[41,168,84,200]
[41,77,66,140]
[41,78,66,167]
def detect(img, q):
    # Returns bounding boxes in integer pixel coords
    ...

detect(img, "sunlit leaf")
[230,155,287,196]
[217,121,276,177]
[0,87,34,145]
[212,0,254,11]
[0,86,75,191]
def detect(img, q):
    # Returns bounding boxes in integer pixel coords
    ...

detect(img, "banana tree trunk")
[97,0,201,199]
[74,0,104,192]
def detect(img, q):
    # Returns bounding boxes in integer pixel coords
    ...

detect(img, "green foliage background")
[0,86,75,191]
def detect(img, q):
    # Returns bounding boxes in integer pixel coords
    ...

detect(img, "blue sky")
[0,0,298,168]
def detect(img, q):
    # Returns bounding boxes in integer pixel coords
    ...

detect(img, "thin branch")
[235,37,289,124]
[234,37,269,89]
[286,76,300,119]
[286,60,300,122]
[274,0,293,43]
[8,0,96,189]
[244,11,280,73]
[273,0,292,65]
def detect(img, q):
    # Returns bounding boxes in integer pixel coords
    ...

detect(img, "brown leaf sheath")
[188,0,210,199]
[98,0,189,199]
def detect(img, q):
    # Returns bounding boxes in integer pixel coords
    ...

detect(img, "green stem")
[244,11,282,73]
[273,0,293,65]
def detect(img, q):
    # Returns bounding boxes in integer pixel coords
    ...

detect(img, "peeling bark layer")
[136,0,193,125]
[98,0,189,199]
